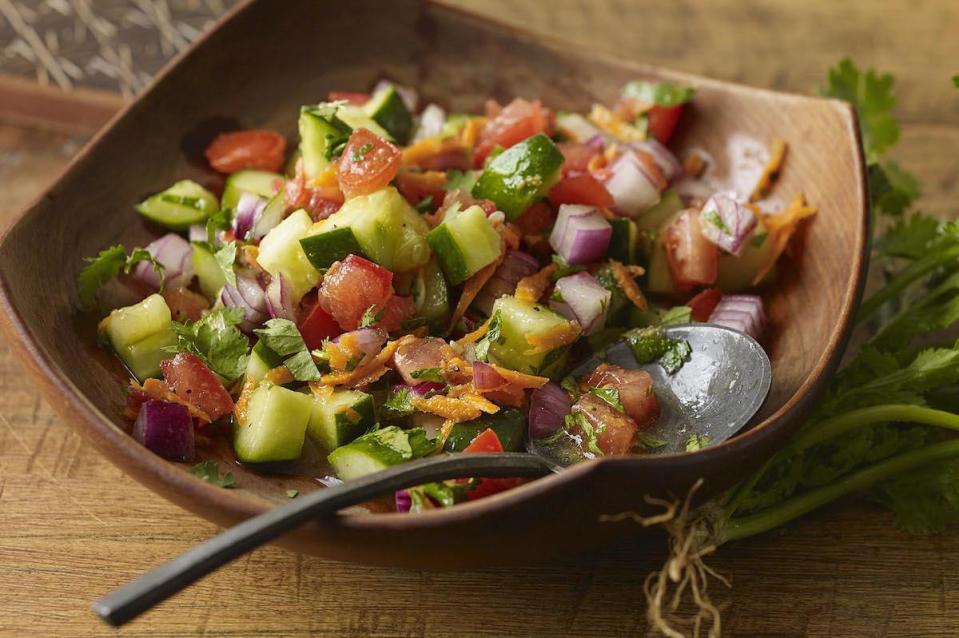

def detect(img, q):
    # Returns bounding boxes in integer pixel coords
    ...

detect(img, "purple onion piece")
[698,192,757,256]
[472,360,506,390]
[551,272,611,336]
[265,273,296,320]
[551,208,612,265]
[221,271,269,329]
[604,153,662,217]
[529,382,573,440]
[584,134,606,151]
[335,328,388,358]
[631,139,682,182]
[132,233,194,290]
[395,489,412,513]
[708,294,765,339]
[234,192,267,241]
[413,103,446,141]
[474,249,540,315]
[132,400,195,462]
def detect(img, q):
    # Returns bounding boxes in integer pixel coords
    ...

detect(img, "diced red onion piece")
[631,139,682,182]
[474,249,540,315]
[550,272,611,335]
[708,294,765,339]
[372,79,418,111]
[472,360,506,390]
[221,270,269,329]
[698,191,757,256]
[529,382,572,439]
[604,152,662,217]
[395,489,412,513]
[413,103,446,141]
[585,134,606,152]
[336,328,388,358]
[265,273,296,320]
[549,204,612,264]
[234,192,267,241]
[132,233,194,290]
[132,400,195,462]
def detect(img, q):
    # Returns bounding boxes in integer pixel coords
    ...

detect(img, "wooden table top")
[1,1,958,636]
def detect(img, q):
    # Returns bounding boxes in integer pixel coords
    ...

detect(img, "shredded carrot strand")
[589,104,645,143]
[449,249,505,332]
[750,139,788,202]
[459,116,487,149]
[319,336,411,387]
[461,393,501,414]
[411,395,482,422]
[753,193,818,285]
[610,259,649,311]
[489,364,549,389]
[455,318,490,348]
[263,366,294,386]
[515,263,557,304]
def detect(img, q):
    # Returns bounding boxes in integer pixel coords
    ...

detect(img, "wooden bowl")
[0,0,867,568]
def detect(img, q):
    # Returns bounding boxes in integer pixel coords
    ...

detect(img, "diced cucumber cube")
[335,104,394,142]
[299,226,364,270]
[413,257,450,330]
[102,294,172,351]
[427,205,502,284]
[245,340,284,382]
[298,104,353,179]
[716,219,776,292]
[636,190,682,232]
[609,218,639,264]
[327,425,413,480]
[306,388,375,452]
[363,84,413,144]
[258,209,321,301]
[443,408,527,452]
[234,383,312,463]
[136,180,218,230]
[471,133,564,220]
[221,170,282,209]
[489,295,574,376]
[118,327,177,382]
[191,243,227,301]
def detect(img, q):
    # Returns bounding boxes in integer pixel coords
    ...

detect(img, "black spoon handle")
[92,453,551,627]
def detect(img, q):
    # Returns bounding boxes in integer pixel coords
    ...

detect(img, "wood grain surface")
[0,1,957,636]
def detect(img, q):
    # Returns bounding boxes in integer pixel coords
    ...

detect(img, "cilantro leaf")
[167,307,250,381]
[551,254,586,280]
[190,460,236,488]
[410,367,444,383]
[875,460,959,535]
[869,161,920,216]
[77,244,164,308]
[473,310,503,362]
[622,81,695,107]
[214,241,238,288]
[381,386,415,420]
[875,212,941,259]
[685,433,711,452]
[359,305,384,328]
[254,319,321,382]
[590,386,624,413]
[820,58,899,163]
[953,75,959,88]
[443,170,479,192]
[414,195,434,213]
[565,412,603,456]
[625,326,692,374]
[636,432,668,451]
[205,206,233,246]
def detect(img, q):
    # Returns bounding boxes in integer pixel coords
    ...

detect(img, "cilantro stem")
[857,244,959,324]
[725,404,959,516]
[722,438,959,543]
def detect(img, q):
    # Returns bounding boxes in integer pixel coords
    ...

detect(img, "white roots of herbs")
[600,480,730,638]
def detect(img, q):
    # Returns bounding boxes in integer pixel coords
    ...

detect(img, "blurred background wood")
[0,1,957,636]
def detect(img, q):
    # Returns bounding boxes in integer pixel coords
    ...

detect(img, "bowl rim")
[0,0,869,532]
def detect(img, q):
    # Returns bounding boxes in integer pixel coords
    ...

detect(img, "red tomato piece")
[558,142,600,176]
[571,394,638,456]
[548,172,615,208]
[298,303,342,350]
[328,91,371,106]
[464,428,504,453]
[514,201,556,236]
[377,295,416,333]
[337,129,402,200]
[646,104,684,145]
[580,363,659,429]
[159,352,234,421]
[317,255,394,330]
[688,287,724,322]
[395,170,447,211]
[204,129,287,174]
[473,98,552,168]
[664,209,719,289]
[162,286,210,322]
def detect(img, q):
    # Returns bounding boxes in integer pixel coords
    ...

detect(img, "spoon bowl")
[0,0,868,568]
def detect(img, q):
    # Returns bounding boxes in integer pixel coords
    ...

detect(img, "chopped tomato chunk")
[377,295,417,333]
[298,302,342,350]
[548,172,614,208]
[514,201,556,236]
[664,208,719,289]
[162,286,209,322]
[647,104,684,145]
[461,428,523,499]
[204,129,286,174]
[317,255,394,330]
[395,170,447,211]
[159,352,234,421]
[558,142,601,176]
[688,287,724,322]
[580,363,659,429]
[570,393,638,455]
[473,98,552,168]
[464,428,504,453]
[337,128,402,199]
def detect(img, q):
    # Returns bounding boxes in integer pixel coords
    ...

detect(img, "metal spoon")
[92,323,770,626]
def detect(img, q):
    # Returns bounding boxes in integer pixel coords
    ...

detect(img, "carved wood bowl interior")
[0,0,867,567]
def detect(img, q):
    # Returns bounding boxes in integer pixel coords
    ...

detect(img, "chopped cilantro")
[636,432,668,451]
[565,412,603,456]
[410,367,444,383]
[381,386,416,420]
[685,433,711,452]
[551,254,586,280]
[622,80,695,107]
[473,310,503,362]
[286,489,299,499]
[703,209,731,234]
[359,305,384,328]
[254,319,321,382]
[590,386,625,413]
[190,460,236,488]
[166,307,250,382]
[352,141,374,162]
[560,375,581,399]
[77,244,164,308]
[414,195,434,212]
[214,241,238,288]
[625,326,692,374]
[443,169,479,192]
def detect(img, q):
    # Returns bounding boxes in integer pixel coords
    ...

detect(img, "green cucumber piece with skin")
[413,256,450,329]
[117,327,177,382]
[327,425,413,480]
[221,170,282,209]
[443,408,527,452]
[716,220,776,292]
[234,382,313,463]
[609,218,639,264]
[306,187,430,272]
[191,243,227,301]
[471,133,564,220]
[246,340,284,382]
[488,295,574,376]
[258,209,321,300]
[102,293,172,350]
[298,104,353,179]
[307,388,375,452]
[427,205,502,285]
[646,234,675,295]
[635,189,682,232]
[299,226,364,270]
[136,180,218,230]
[364,84,413,145]
[335,105,393,141]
